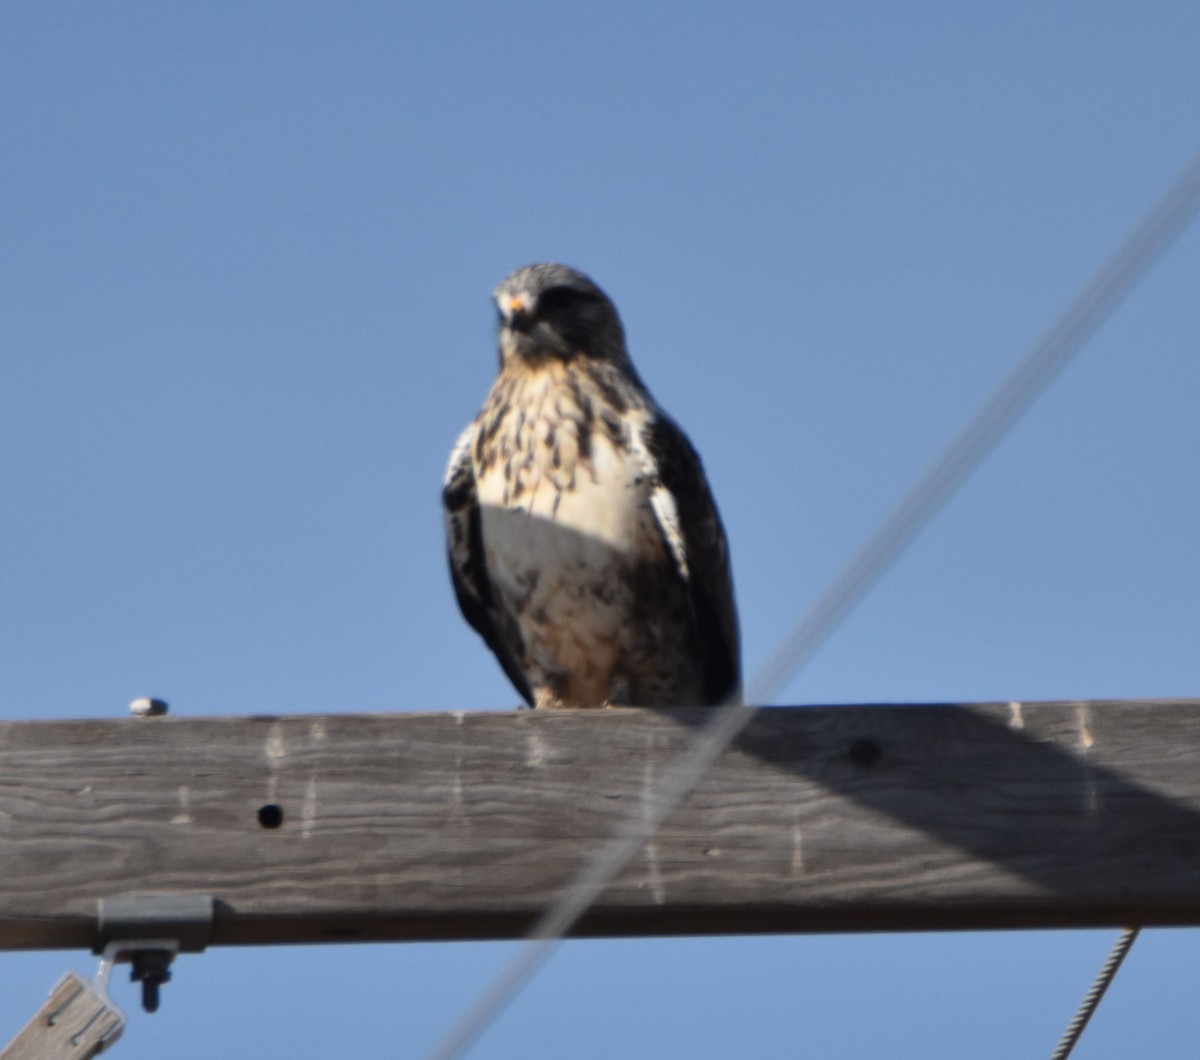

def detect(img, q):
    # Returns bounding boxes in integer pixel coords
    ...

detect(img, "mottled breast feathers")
[443,263,740,709]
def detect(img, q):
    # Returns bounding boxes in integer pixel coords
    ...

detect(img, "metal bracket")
[96,893,214,953]
[95,938,180,1015]
[94,894,214,1013]
[0,896,215,1056]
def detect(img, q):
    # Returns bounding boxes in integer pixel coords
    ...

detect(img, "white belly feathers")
[471,366,675,704]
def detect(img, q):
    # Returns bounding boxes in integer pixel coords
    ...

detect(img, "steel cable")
[1050,927,1142,1060]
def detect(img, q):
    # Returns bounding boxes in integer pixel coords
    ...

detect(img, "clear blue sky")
[3,3,1199,1057]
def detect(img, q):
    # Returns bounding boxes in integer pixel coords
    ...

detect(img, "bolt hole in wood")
[257,803,284,829]
[848,738,882,768]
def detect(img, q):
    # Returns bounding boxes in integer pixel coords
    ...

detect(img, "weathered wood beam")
[2,700,1200,950]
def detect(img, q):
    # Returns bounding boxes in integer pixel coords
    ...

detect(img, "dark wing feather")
[644,414,741,705]
[442,427,534,705]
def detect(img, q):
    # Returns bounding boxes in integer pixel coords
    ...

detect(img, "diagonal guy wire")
[429,149,1200,1060]
[1050,927,1142,1060]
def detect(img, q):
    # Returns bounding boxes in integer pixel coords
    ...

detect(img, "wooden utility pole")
[1,700,1199,951]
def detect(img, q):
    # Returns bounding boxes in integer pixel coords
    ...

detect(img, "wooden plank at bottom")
[0,972,122,1059]
[0,700,1199,949]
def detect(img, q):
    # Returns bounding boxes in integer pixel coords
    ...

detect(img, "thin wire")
[429,150,1200,1060]
[1050,927,1142,1060]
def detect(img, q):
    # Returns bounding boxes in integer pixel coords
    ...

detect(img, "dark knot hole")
[257,803,285,829]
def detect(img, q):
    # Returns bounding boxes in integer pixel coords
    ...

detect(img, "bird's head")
[493,263,633,372]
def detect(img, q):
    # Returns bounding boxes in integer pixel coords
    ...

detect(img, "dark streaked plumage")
[443,263,739,709]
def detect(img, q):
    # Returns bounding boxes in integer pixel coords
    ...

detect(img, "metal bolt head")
[129,697,169,717]
[130,950,174,1014]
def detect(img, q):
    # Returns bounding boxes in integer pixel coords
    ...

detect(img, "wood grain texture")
[0,972,122,1058]
[2,700,1200,950]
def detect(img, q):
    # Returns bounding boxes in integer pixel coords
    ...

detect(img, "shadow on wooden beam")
[0,699,1198,950]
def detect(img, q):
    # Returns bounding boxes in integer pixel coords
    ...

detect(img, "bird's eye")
[536,286,592,315]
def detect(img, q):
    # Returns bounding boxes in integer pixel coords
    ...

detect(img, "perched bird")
[443,263,740,709]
